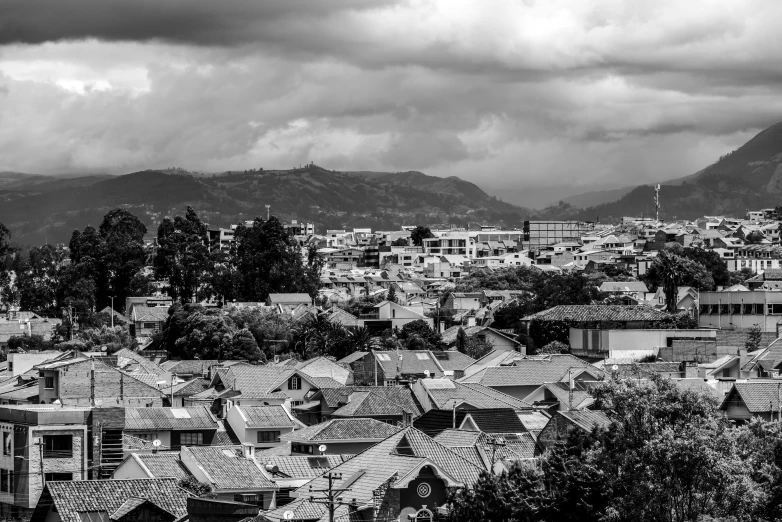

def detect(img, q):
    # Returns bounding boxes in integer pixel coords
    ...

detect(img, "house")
[163,378,212,408]
[130,306,170,338]
[280,418,402,455]
[29,478,190,522]
[257,454,348,502]
[358,300,434,332]
[113,348,172,384]
[411,378,532,412]
[35,357,167,407]
[262,426,484,522]
[412,408,528,438]
[569,328,717,360]
[522,382,596,413]
[293,357,351,386]
[161,360,244,382]
[226,405,306,449]
[442,293,483,311]
[458,354,603,400]
[124,406,220,449]
[391,281,425,305]
[0,405,95,519]
[302,386,424,426]
[0,313,60,349]
[460,349,526,379]
[266,294,312,311]
[345,350,474,385]
[180,444,279,509]
[720,382,782,422]
[440,326,523,352]
[516,410,551,439]
[598,281,649,300]
[537,410,611,449]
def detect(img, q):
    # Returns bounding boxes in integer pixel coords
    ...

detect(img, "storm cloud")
[1,0,782,207]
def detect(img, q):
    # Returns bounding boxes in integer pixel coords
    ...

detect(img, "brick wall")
[350,354,386,386]
[716,330,778,350]
[57,360,163,406]
[28,426,87,509]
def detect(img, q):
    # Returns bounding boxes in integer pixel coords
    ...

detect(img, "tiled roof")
[530,381,595,410]
[219,365,294,399]
[133,452,192,481]
[723,382,782,413]
[265,427,483,522]
[459,409,528,433]
[261,455,348,479]
[516,410,551,433]
[299,374,345,390]
[433,429,482,447]
[114,349,168,376]
[371,350,445,378]
[459,355,602,387]
[559,410,611,432]
[429,350,476,371]
[37,478,190,522]
[125,406,218,431]
[133,306,170,322]
[612,362,681,378]
[170,377,210,397]
[122,434,171,451]
[280,418,402,442]
[674,378,721,398]
[523,305,672,322]
[162,359,224,375]
[483,432,539,460]
[337,351,368,365]
[181,446,277,490]
[424,380,531,410]
[330,391,414,418]
[237,405,302,428]
[318,386,423,416]
[742,340,782,371]
[267,293,312,304]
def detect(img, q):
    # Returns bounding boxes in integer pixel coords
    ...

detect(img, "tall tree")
[15,245,67,314]
[645,250,712,312]
[232,216,322,301]
[155,206,213,303]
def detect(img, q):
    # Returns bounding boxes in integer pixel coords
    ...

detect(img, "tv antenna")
[654,184,661,222]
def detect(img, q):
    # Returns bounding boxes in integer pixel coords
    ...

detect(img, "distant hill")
[0,166,533,246]
[553,186,634,209]
[538,120,782,221]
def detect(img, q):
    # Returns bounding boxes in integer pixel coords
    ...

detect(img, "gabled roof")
[122,452,192,481]
[435,430,539,462]
[181,446,277,490]
[132,306,170,322]
[523,305,672,322]
[114,349,168,377]
[459,354,603,387]
[458,408,527,433]
[32,479,190,522]
[337,351,368,365]
[213,365,293,399]
[527,381,595,410]
[261,455,349,479]
[558,410,611,432]
[267,293,312,304]
[124,406,218,431]
[234,405,304,429]
[516,410,551,433]
[742,340,782,372]
[440,326,520,347]
[317,386,423,416]
[279,418,402,443]
[421,380,531,410]
[721,382,782,413]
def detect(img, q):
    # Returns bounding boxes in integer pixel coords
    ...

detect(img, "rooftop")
[279,418,402,443]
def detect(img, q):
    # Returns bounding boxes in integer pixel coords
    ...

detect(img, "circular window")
[416,482,431,498]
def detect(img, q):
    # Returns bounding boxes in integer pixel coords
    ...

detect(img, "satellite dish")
[152,440,162,448]
[424,370,430,377]
[611,365,619,371]
[101,345,108,352]
[318,444,327,453]
[283,511,295,520]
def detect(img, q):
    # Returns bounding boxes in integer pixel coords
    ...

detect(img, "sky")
[2,0,782,208]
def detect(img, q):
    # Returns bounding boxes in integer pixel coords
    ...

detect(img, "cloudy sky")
[2,0,782,207]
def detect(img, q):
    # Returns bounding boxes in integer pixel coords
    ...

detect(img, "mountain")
[0,165,533,246]
[554,186,634,209]
[541,121,782,221]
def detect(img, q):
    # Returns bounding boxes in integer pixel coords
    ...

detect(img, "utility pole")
[307,472,356,522]
[109,296,115,328]
[654,184,661,222]
[36,438,44,487]
[487,436,506,473]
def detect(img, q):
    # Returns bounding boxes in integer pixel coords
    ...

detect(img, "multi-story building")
[422,232,473,257]
[522,221,595,253]
[699,290,782,333]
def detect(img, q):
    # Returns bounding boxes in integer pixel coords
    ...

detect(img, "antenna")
[654,184,661,222]
[265,205,271,221]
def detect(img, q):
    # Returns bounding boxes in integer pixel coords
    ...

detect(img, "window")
[3,432,10,456]
[415,353,430,360]
[44,472,71,482]
[44,377,54,389]
[43,435,72,458]
[142,322,158,329]
[0,469,12,492]
[179,432,203,445]
[257,431,281,443]
[291,401,304,408]
[234,494,259,504]
[288,375,301,390]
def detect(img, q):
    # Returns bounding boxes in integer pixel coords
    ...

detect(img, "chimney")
[241,443,255,459]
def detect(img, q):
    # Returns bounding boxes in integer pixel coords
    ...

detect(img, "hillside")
[542,121,782,221]
[0,166,532,245]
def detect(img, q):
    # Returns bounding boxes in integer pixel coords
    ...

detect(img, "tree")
[458,335,493,360]
[746,231,766,244]
[15,245,67,315]
[178,477,216,499]
[398,319,441,349]
[645,250,712,312]
[410,225,434,247]
[154,207,213,303]
[386,285,397,303]
[228,328,265,363]
[69,325,136,354]
[7,335,53,351]
[537,340,569,355]
[745,324,763,352]
[682,247,730,289]
[390,237,408,246]
[232,217,322,301]
[455,327,467,352]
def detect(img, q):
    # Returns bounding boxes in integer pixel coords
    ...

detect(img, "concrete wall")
[570,328,717,360]
[112,455,149,480]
